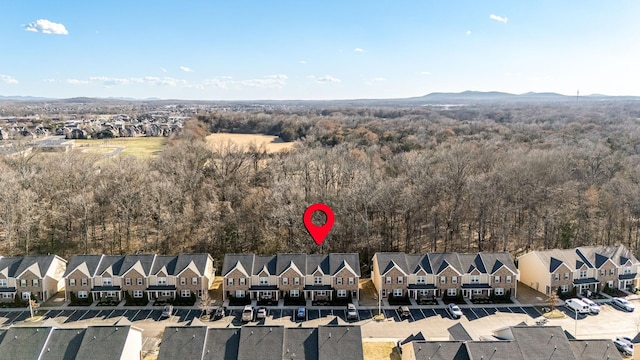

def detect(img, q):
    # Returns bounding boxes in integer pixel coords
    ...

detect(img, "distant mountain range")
[1,91,639,104]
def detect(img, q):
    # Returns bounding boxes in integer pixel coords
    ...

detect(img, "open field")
[206,133,294,153]
[74,137,168,158]
[363,341,401,360]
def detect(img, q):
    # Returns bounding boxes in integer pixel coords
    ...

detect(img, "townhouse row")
[221,245,640,302]
[0,253,214,303]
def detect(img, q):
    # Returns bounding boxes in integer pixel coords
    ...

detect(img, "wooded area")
[2,102,640,271]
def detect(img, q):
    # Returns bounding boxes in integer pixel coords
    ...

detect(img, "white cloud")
[308,75,341,84]
[365,77,386,85]
[421,71,432,76]
[67,79,89,85]
[240,74,288,88]
[160,67,167,73]
[43,78,56,83]
[89,76,131,85]
[466,30,472,36]
[299,60,307,64]
[25,19,69,35]
[354,48,365,53]
[489,14,508,24]
[180,66,193,72]
[0,74,18,85]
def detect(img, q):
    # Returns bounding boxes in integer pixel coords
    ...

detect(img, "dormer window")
[314,277,323,285]
[259,277,269,285]
[102,277,112,286]
[158,277,167,285]
[416,276,425,284]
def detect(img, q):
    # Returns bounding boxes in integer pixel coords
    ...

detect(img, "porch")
[573,277,599,295]
[407,284,437,300]
[303,285,333,301]
[90,286,122,301]
[249,285,279,301]
[146,285,177,300]
[460,283,492,299]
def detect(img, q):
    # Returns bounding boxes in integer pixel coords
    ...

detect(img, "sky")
[1,1,639,100]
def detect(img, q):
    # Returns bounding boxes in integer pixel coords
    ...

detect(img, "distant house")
[372,252,518,299]
[63,253,215,302]
[157,325,364,360]
[221,253,360,302]
[517,245,639,296]
[0,323,142,360]
[0,255,67,302]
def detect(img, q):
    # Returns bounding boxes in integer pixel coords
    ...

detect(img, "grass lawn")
[206,133,294,153]
[75,137,168,158]
[362,342,401,360]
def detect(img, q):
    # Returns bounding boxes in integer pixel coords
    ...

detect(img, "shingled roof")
[222,254,360,277]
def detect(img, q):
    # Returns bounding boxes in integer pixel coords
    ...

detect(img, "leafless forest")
[2,101,640,271]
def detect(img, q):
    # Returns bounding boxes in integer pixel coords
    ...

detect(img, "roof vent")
[329,332,331,338]
[270,328,273,332]
[193,334,196,338]
[47,348,50,352]
[176,328,179,332]
[93,336,96,339]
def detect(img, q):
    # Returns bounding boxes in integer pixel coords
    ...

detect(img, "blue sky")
[1,1,639,100]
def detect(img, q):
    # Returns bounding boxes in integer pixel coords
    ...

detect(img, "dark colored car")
[213,306,226,320]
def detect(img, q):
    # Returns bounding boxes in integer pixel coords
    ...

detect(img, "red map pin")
[303,203,334,245]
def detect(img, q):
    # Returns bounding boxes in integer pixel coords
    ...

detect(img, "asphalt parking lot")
[0,308,204,326]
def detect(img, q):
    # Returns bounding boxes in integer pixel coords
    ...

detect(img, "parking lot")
[0,308,203,326]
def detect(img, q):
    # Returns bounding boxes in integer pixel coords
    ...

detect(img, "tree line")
[2,102,640,272]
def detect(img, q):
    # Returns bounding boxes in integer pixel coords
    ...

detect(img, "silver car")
[447,303,463,319]
[612,297,635,312]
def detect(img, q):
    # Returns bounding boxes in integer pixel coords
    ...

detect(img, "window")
[102,278,112,286]
[554,273,560,281]
[624,267,633,274]
[290,290,299,297]
[494,276,501,283]
[20,279,26,287]
[160,291,172,297]
[337,289,347,297]
[157,277,167,285]
[283,277,289,285]
[470,275,479,283]
[239,278,246,285]
[180,277,186,285]
[22,292,31,300]
[506,276,512,283]
[600,270,605,276]
[473,289,482,295]
[2,293,11,299]
[385,277,392,284]
[0,279,7,287]
[564,273,569,280]
[579,270,587,278]
[181,290,191,298]
[447,288,456,296]
[78,291,88,299]
[317,290,326,296]
[393,289,402,297]
[69,279,75,287]
[192,277,198,285]
[348,277,355,285]
[82,278,88,286]
[495,288,504,296]
[125,278,131,286]
[608,281,614,288]
[294,277,300,285]
[133,290,143,298]
[610,269,615,276]
[259,277,269,285]
[235,290,245,298]
[452,276,457,284]
[417,276,425,284]
[397,277,403,284]
[336,277,342,285]
[440,276,446,284]
[106,291,117,298]
[32,279,39,287]
[560,285,569,293]
[314,277,323,285]
[381,289,387,297]
[137,278,143,286]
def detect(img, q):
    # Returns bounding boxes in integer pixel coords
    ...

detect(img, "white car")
[612,297,635,312]
[447,303,463,319]
[347,303,358,320]
[256,307,267,320]
[580,298,600,314]
[241,305,254,322]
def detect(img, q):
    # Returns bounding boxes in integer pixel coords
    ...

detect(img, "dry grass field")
[363,342,401,360]
[74,137,168,158]
[206,133,294,153]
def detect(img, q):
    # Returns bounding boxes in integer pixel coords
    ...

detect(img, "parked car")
[612,297,635,312]
[614,339,634,356]
[447,303,463,319]
[616,336,634,348]
[580,298,600,314]
[213,306,226,320]
[347,303,358,320]
[296,307,306,320]
[565,298,590,314]
[241,305,254,322]
[161,304,173,319]
[398,306,410,319]
[256,307,267,320]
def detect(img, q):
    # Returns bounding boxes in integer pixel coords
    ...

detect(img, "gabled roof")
[221,254,254,277]
[0,326,53,359]
[523,245,640,274]
[158,326,208,360]
[151,255,178,275]
[375,252,411,276]
[174,253,212,276]
[510,326,577,360]
[284,328,318,360]
[0,257,24,277]
[448,323,473,341]
[237,326,284,360]
[74,325,133,360]
[252,256,277,276]
[14,255,61,278]
[275,254,307,275]
[118,254,156,276]
[328,253,361,276]
[549,257,564,273]
[568,339,623,360]
[407,341,470,360]
[222,254,361,278]
[63,255,103,277]
[203,328,241,360]
[318,326,363,360]
[40,328,86,360]
[431,253,463,275]
[307,255,330,275]
[465,341,522,360]
[95,255,125,276]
